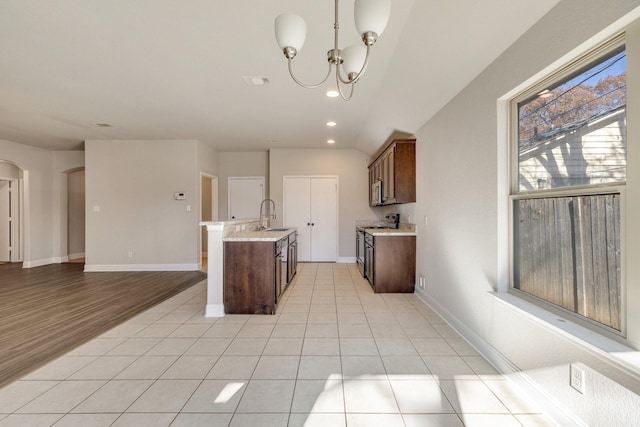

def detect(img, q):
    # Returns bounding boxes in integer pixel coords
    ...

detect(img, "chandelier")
[274,0,391,101]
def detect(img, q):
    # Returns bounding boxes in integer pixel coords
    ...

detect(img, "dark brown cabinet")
[364,232,416,293]
[369,139,416,206]
[287,233,298,284]
[223,233,297,314]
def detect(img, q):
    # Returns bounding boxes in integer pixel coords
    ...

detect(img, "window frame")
[508,34,628,340]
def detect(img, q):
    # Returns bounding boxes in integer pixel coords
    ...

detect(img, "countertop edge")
[223,228,297,242]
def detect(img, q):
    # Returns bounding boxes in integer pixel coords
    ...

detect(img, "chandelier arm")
[287,59,333,89]
[349,45,372,84]
[336,68,355,101]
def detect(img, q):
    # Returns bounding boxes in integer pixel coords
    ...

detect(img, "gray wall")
[84,139,206,270]
[412,1,640,425]
[0,139,84,266]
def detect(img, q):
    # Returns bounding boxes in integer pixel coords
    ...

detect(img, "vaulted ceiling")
[0,0,560,154]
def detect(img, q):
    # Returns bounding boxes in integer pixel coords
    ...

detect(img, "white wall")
[412,1,640,425]
[269,148,378,260]
[84,139,205,271]
[218,151,268,220]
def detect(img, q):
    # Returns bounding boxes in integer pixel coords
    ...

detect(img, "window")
[511,38,626,333]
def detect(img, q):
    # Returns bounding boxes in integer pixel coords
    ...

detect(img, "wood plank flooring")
[0,263,206,388]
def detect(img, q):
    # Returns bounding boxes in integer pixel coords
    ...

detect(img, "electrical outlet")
[570,363,586,394]
[128,249,133,258]
[419,275,426,290]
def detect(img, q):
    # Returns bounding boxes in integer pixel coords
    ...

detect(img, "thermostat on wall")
[174,192,187,200]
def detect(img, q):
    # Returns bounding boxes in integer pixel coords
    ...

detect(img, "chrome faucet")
[258,199,276,230]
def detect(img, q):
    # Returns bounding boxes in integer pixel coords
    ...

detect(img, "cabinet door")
[365,242,374,286]
[369,167,376,206]
[287,241,297,283]
[383,146,395,203]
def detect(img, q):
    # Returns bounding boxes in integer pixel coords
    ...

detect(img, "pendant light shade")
[342,45,367,78]
[354,0,391,37]
[275,13,307,51]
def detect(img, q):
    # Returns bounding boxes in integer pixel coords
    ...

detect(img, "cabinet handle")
[307,222,310,226]
[311,223,315,226]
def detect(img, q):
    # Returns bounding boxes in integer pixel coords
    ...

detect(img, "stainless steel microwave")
[371,180,382,205]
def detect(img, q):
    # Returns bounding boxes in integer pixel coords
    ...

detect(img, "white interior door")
[284,177,312,261]
[310,177,337,262]
[228,177,264,220]
[284,176,337,262]
[0,181,10,262]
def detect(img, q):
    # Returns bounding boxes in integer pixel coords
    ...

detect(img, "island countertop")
[223,228,297,242]
[363,228,416,237]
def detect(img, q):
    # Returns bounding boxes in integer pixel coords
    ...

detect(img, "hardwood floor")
[0,262,206,388]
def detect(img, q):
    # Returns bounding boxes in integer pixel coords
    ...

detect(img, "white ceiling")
[0,0,560,154]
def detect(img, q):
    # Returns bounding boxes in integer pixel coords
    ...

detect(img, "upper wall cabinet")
[369,139,416,206]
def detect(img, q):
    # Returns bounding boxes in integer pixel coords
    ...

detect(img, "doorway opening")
[0,161,23,264]
[66,168,85,263]
[200,173,218,272]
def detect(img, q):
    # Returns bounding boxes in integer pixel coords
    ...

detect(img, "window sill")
[490,291,640,380]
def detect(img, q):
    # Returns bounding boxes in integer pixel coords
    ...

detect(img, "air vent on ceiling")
[243,76,270,86]
[94,123,113,127]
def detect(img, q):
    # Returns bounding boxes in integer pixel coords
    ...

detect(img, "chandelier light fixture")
[274,0,391,101]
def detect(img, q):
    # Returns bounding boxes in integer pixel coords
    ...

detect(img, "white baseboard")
[84,263,199,272]
[206,304,225,317]
[68,252,85,260]
[337,257,356,263]
[414,288,585,427]
[22,257,58,268]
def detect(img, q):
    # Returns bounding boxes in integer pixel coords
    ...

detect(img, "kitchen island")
[223,228,297,314]
[200,219,296,316]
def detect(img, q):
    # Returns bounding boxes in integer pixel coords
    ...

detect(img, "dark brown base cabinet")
[224,241,278,314]
[223,234,297,315]
[366,234,416,293]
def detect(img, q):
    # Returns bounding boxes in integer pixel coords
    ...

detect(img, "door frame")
[199,172,218,271]
[64,167,86,262]
[282,175,339,262]
[0,161,24,263]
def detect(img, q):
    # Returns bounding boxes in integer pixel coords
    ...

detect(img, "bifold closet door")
[283,176,337,262]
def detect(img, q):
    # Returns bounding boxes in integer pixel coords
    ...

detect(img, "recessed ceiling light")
[327,139,335,144]
[326,90,339,98]
[326,121,337,127]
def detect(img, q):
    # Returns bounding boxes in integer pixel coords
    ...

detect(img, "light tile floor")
[0,263,557,427]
